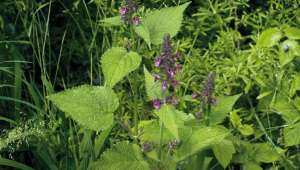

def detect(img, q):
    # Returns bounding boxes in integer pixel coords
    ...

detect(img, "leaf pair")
[48,47,142,131]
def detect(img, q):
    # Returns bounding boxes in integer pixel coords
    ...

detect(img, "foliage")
[0,0,300,170]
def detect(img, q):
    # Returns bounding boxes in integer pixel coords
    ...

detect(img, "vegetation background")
[0,0,300,169]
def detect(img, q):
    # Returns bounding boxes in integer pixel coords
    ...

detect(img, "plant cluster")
[0,0,300,170]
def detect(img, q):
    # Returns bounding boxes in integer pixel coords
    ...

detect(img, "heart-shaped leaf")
[134,2,190,45]
[101,47,141,88]
[48,85,119,131]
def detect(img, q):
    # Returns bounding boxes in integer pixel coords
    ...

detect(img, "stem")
[158,121,164,160]
[206,103,211,126]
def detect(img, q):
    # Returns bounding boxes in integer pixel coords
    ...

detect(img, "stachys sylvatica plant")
[46,1,300,170]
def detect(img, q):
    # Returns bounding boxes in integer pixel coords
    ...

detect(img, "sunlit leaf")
[101,47,141,88]
[284,122,300,146]
[213,140,235,168]
[257,28,282,47]
[48,85,119,131]
[134,2,190,45]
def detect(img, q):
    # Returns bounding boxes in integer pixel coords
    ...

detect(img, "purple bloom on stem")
[175,63,182,72]
[162,34,172,57]
[162,80,168,91]
[132,16,141,25]
[175,52,181,60]
[167,69,175,78]
[152,99,161,110]
[142,143,151,152]
[171,80,178,87]
[154,57,161,67]
[202,72,215,104]
[119,6,128,15]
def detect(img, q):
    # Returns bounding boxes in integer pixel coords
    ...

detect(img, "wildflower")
[154,57,162,67]
[152,99,161,110]
[201,72,215,105]
[132,16,141,26]
[119,0,139,24]
[162,80,168,91]
[167,69,175,78]
[119,6,128,15]
[162,34,173,57]
[142,142,151,152]
[171,80,178,87]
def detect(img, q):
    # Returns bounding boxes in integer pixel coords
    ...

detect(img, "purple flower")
[162,80,168,91]
[175,64,182,72]
[152,99,161,110]
[171,80,178,87]
[119,6,128,15]
[142,143,151,152]
[132,16,141,25]
[175,52,181,60]
[154,57,162,67]
[125,0,138,12]
[162,34,172,57]
[201,72,215,105]
[167,69,175,78]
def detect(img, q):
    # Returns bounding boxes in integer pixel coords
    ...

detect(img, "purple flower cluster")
[119,0,141,25]
[152,34,183,109]
[201,72,215,105]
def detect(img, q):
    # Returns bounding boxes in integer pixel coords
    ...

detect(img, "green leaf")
[155,105,190,139]
[272,96,300,124]
[212,140,235,168]
[279,40,300,66]
[174,126,229,161]
[92,141,150,170]
[48,85,119,131]
[239,124,254,136]
[0,157,34,170]
[210,94,241,125]
[144,66,163,100]
[94,126,113,158]
[138,120,174,145]
[230,111,254,136]
[134,2,190,45]
[257,28,282,47]
[244,162,262,170]
[284,27,300,40]
[254,143,281,163]
[291,75,300,96]
[101,47,141,88]
[230,110,242,128]
[100,16,122,26]
[284,122,300,146]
